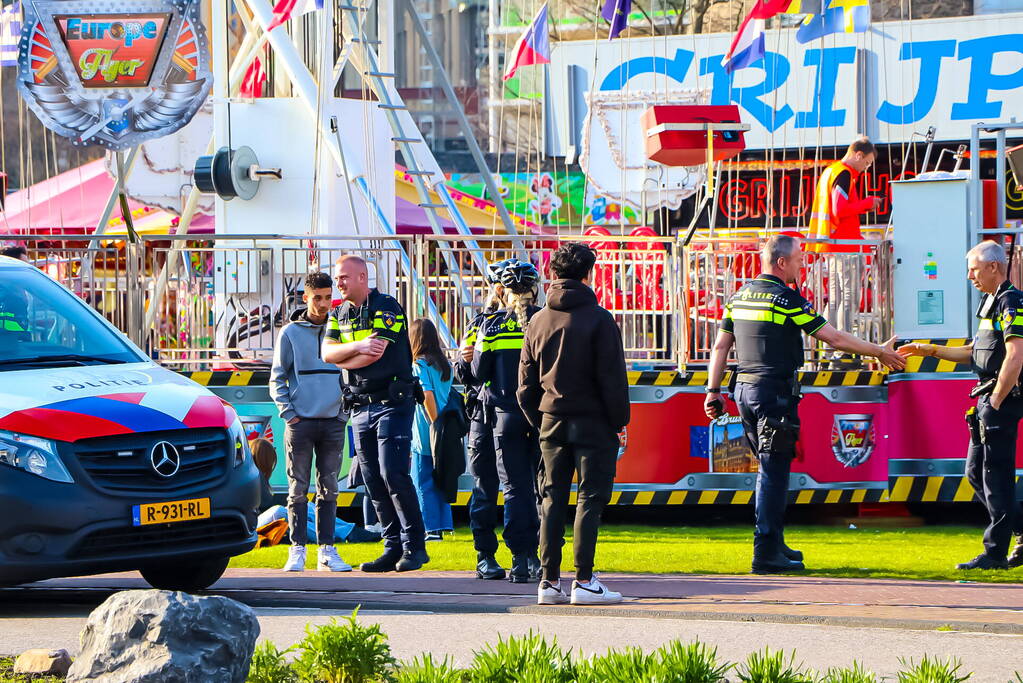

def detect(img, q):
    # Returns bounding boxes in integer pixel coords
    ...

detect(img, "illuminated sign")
[16,0,211,151]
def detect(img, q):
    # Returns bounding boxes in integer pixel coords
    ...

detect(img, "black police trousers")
[968,394,1023,560]
[537,414,618,583]
[735,380,800,559]
[493,407,541,557]
[467,418,506,555]
[351,399,426,554]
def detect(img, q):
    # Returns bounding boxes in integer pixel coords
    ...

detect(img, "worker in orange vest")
[807,137,881,369]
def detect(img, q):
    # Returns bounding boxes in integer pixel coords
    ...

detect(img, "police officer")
[322,255,428,572]
[472,259,543,583]
[705,235,904,574]
[456,260,511,580]
[899,240,1023,570]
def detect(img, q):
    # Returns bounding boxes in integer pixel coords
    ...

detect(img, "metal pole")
[403,0,519,238]
[488,0,499,155]
[997,129,1007,231]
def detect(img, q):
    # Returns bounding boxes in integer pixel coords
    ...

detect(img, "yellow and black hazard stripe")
[627,370,886,387]
[181,370,271,386]
[315,478,1021,507]
[893,339,972,373]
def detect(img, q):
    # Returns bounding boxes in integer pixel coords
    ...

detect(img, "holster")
[970,378,997,399]
[726,366,738,395]
[965,406,982,445]
[757,415,800,455]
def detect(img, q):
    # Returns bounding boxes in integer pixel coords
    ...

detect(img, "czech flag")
[724,0,821,73]
[503,3,551,81]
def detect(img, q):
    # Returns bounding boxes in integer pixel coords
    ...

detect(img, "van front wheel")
[139,556,230,593]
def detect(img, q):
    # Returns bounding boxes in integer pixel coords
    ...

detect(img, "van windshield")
[0,267,144,370]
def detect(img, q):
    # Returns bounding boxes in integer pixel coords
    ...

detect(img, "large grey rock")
[66,589,259,683]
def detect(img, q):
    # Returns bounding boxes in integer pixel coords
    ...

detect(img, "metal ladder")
[337,0,486,280]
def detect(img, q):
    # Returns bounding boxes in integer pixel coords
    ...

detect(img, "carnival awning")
[0,159,213,236]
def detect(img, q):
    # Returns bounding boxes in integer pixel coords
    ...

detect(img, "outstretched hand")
[876,336,906,371]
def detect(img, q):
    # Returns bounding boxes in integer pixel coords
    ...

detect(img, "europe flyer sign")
[16,0,212,150]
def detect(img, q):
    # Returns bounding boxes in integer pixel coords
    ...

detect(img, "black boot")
[956,553,1008,570]
[1009,538,1023,569]
[476,553,506,580]
[508,554,531,583]
[527,555,542,581]
[396,549,430,572]
[360,549,402,573]
[752,544,805,574]
[781,543,804,562]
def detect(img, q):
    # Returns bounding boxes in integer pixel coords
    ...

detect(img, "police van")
[0,255,259,591]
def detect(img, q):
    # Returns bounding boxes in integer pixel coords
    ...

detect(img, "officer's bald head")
[334,254,370,304]
[760,235,803,284]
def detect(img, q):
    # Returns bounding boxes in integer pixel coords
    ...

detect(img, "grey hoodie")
[270,308,346,421]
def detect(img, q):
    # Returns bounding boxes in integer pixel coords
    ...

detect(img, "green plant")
[936,624,955,632]
[292,609,397,683]
[735,648,812,683]
[654,641,732,682]
[468,632,576,683]
[896,656,971,683]
[394,654,465,683]
[247,641,297,683]
[816,662,877,683]
[576,647,654,682]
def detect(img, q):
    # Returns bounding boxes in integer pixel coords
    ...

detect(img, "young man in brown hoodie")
[518,242,630,605]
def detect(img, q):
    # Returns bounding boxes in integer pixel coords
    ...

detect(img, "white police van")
[0,255,259,591]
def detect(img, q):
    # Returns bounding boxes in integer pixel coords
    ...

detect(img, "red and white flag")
[267,0,323,31]
[503,3,551,81]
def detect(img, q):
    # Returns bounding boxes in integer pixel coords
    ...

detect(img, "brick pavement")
[12,569,1023,633]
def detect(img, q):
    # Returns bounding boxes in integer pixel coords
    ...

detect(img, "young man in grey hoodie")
[271,271,352,572]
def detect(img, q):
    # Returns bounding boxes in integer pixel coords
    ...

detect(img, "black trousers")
[493,408,541,556]
[538,414,618,583]
[968,394,1023,559]
[351,399,425,555]
[467,418,504,555]
[735,380,800,559]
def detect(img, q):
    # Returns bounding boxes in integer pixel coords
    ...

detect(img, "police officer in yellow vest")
[705,236,904,574]
[900,241,1023,570]
[322,255,429,573]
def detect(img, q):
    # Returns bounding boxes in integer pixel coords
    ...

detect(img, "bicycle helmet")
[500,259,540,294]
[485,258,513,285]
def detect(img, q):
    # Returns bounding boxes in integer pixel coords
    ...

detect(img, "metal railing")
[6,232,897,372]
[683,237,895,366]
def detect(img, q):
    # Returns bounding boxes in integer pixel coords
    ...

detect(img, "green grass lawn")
[229,525,1023,583]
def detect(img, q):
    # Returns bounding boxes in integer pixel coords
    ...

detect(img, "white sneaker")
[283,546,306,572]
[537,580,570,605]
[571,576,623,605]
[317,545,353,572]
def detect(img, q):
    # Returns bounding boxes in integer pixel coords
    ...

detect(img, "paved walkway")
[11,569,1023,633]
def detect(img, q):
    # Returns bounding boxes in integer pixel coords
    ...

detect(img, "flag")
[0,2,21,68]
[601,0,632,40]
[723,0,801,73]
[267,0,323,31]
[503,3,550,81]
[239,55,266,98]
[796,0,869,44]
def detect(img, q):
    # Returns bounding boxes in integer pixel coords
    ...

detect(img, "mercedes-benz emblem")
[150,441,181,478]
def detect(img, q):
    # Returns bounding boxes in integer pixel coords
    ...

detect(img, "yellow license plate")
[132,498,211,526]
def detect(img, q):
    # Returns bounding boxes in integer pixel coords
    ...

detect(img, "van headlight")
[0,430,74,483]
[227,419,249,468]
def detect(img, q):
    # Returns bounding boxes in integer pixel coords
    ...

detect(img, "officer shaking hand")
[705,235,904,575]
[899,241,1023,570]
